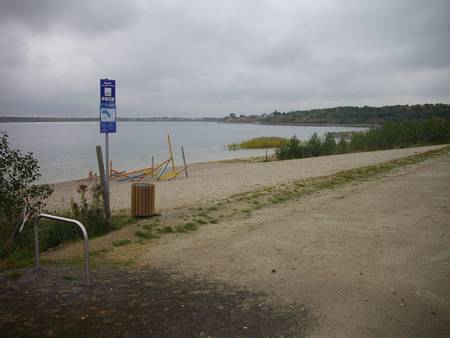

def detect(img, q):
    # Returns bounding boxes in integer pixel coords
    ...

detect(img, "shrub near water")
[228,137,287,150]
[276,118,450,160]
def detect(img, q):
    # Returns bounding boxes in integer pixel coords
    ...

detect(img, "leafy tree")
[0,133,53,247]
[263,104,450,125]
[276,135,298,160]
[322,133,337,155]
[308,132,322,157]
[336,138,348,154]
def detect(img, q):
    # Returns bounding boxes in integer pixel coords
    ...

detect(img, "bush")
[276,118,450,161]
[69,184,109,236]
[0,133,53,255]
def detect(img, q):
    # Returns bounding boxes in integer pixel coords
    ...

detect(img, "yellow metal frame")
[109,134,185,183]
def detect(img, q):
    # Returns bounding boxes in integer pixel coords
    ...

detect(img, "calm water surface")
[1,122,366,183]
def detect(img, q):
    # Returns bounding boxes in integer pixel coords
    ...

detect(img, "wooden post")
[181,146,188,178]
[96,145,111,223]
[151,156,155,177]
[167,134,176,173]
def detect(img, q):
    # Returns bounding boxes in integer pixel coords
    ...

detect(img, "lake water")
[1,122,366,183]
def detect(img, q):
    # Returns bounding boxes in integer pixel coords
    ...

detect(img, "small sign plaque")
[100,79,116,133]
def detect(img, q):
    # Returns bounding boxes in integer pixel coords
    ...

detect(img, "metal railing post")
[33,213,91,286]
[34,217,40,270]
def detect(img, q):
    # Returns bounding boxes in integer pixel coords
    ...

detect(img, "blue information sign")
[100,79,116,133]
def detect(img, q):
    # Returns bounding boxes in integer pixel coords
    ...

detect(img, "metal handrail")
[34,213,90,286]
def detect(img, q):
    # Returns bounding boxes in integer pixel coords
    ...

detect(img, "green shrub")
[69,184,109,236]
[0,133,53,256]
[276,118,450,160]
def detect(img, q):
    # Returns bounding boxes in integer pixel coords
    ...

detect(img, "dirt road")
[138,152,450,337]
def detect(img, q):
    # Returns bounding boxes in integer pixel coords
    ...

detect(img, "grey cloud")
[0,31,28,68]
[0,0,141,36]
[0,0,449,117]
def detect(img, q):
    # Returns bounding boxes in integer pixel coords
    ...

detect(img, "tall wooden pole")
[151,155,155,177]
[96,145,111,223]
[181,146,188,178]
[167,134,176,173]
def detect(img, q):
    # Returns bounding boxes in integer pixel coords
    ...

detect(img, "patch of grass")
[134,230,159,240]
[7,271,23,279]
[0,249,35,272]
[193,218,208,225]
[112,239,132,247]
[157,226,174,234]
[62,275,76,281]
[174,222,199,233]
[184,222,199,231]
[111,215,137,230]
[142,223,156,230]
[175,225,187,233]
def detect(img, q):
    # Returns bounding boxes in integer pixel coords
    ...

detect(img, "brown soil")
[0,266,306,337]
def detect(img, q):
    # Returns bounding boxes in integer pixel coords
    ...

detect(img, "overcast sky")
[0,0,449,117]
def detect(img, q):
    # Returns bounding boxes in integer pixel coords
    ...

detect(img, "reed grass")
[228,136,287,150]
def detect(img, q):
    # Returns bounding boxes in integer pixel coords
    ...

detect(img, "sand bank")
[46,145,446,213]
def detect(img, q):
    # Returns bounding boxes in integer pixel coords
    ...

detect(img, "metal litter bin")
[131,183,155,217]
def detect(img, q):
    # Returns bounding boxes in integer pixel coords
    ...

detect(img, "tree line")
[224,104,450,125]
[276,117,450,160]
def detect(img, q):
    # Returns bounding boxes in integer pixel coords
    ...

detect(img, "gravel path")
[137,151,450,337]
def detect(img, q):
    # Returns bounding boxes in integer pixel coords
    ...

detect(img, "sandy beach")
[47,145,446,213]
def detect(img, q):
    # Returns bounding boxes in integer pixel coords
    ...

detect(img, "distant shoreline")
[224,121,376,128]
[0,117,373,128]
[0,117,221,123]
